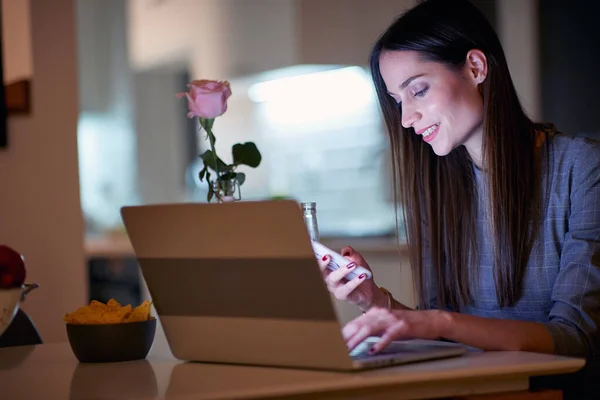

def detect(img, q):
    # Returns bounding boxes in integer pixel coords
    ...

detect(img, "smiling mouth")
[418,123,440,138]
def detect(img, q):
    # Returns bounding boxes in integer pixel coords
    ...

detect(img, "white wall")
[127,0,298,78]
[128,0,416,78]
[497,0,541,120]
[76,0,139,231]
[134,69,190,204]
[128,0,541,122]
[297,0,415,66]
[0,0,86,343]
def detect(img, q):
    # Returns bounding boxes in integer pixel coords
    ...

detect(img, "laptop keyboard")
[351,340,400,359]
[350,339,459,360]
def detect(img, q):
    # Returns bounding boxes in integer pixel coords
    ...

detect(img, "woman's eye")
[414,87,429,98]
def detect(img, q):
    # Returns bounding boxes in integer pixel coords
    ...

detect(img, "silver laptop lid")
[120,200,354,370]
[120,200,338,321]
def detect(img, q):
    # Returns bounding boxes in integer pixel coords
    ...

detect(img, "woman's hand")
[317,246,385,312]
[344,307,557,356]
[342,307,450,354]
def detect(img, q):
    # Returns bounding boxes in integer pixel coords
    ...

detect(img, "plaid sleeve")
[543,142,600,359]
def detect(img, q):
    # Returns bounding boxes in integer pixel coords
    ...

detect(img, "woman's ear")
[465,49,488,85]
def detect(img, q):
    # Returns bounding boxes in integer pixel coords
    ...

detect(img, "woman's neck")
[463,126,484,169]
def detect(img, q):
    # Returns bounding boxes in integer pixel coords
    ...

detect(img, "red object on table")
[0,245,26,289]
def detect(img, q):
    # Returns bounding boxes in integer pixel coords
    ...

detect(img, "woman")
[319,0,600,363]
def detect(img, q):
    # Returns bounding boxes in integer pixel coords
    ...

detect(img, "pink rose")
[176,80,232,119]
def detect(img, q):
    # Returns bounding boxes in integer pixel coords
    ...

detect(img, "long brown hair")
[370,0,544,310]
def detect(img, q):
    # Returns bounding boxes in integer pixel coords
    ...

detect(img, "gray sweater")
[428,126,600,359]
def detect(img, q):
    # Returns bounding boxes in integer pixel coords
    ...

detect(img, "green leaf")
[199,166,207,182]
[206,170,214,202]
[232,142,262,168]
[220,171,236,181]
[236,172,246,186]
[207,184,214,202]
[200,150,228,172]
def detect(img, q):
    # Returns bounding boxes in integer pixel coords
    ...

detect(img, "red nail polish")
[359,273,366,279]
[368,348,375,355]
[347,262,356,269]
[322,255,328,261]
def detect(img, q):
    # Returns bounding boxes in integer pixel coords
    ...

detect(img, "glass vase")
[211,178,241,203]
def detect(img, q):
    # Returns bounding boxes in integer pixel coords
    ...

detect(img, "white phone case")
[311,241,372,280]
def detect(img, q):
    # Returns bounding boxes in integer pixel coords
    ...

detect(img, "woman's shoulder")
[538,123,600,167]
[539,122,598,146]
[538,123,600,191]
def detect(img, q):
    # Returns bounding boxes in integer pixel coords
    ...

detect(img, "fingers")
[340,246,356,258]
[370,322,407,354]
[343,308,391,351]
[342,314,367,341]
[325,260,369,301]
[317,254,331,275]
[332,273,368,300]
[344,321,374,351]
[343,309,413,354]
[327,260,357,284]
[340,246,371,272]
[318,248,370,302]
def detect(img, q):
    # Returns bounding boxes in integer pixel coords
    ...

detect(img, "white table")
[0,332,585,400]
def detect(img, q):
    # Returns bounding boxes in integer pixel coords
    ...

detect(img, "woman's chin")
[429,143,452,157]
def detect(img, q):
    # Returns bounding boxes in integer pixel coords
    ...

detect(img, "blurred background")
[77,0,405,239]
[1,0,599,341]
[73,0,600,239]
[75,0,600,309]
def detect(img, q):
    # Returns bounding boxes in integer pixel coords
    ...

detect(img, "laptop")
[120,200,466,371]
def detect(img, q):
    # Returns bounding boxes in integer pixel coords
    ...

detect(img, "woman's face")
[378,50,486,162]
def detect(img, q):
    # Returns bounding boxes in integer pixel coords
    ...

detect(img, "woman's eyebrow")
[400,74,425,89]
[386,74,426,96]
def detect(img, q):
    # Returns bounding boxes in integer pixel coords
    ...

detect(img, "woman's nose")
[401,104,421,129]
